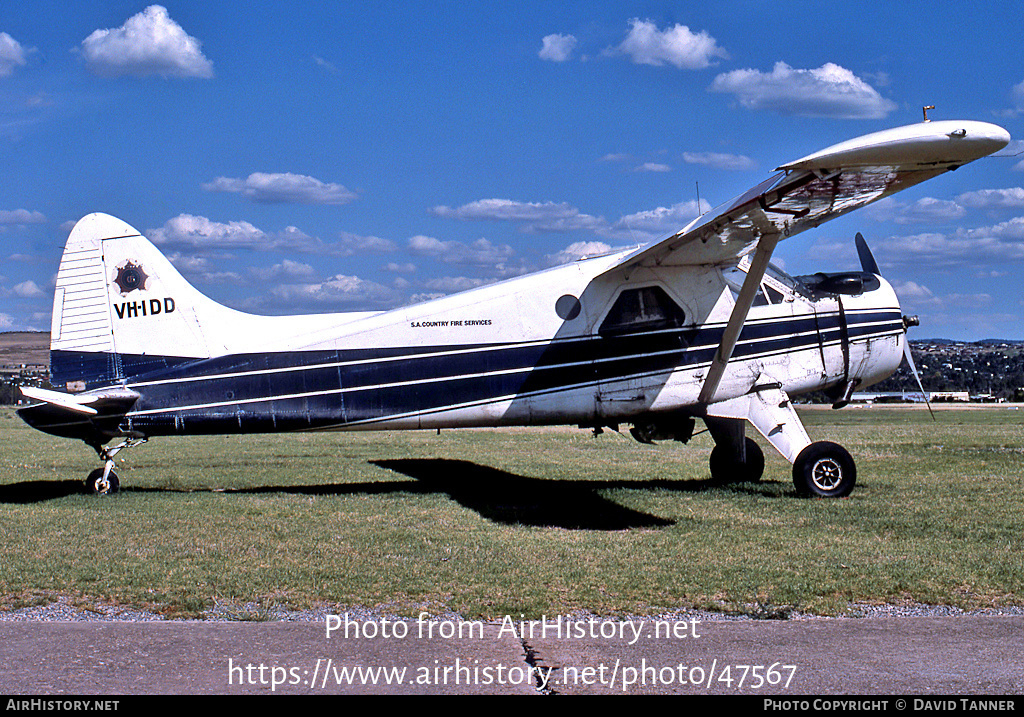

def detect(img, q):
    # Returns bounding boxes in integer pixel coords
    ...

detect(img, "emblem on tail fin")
[114,261,148,294]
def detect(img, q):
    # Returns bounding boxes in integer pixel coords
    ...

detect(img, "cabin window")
[599,286,686,336]
[764,284,785,304]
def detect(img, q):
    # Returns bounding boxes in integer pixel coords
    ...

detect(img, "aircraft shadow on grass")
[0,458,785,529]
[369,458,675,530]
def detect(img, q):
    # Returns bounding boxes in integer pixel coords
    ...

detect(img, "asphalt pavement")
[1,614,1022,695]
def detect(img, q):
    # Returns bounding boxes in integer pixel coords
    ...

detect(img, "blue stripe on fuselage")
[50,308,903,436]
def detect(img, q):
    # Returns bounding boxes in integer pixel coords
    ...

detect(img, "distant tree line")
[0,370,48,405]
[0,383,20,405]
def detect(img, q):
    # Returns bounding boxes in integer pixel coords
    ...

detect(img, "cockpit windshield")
[722,259,802,306]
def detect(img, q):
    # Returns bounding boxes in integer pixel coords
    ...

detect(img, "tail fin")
[49,213,356,391]
[50,213,233,388]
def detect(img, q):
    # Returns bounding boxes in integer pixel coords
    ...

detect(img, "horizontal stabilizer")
[17,384,141,443]
[19,386,140,418]
[20,386,99,415]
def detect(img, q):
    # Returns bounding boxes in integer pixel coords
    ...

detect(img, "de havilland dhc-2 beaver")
[18,117,1010,497]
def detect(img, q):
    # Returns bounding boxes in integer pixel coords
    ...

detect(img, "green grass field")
[1,406,1022,619]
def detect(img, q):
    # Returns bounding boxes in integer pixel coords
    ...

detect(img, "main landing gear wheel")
[793,441,856,498]
[86,468,120,496]
[709,437,765,484]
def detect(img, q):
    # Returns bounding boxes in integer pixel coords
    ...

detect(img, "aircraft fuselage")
[23,251,904,444]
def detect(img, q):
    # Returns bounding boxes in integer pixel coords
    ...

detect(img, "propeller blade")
[855,232,880,275]
[856,232,933,419]
[903,338,935,421]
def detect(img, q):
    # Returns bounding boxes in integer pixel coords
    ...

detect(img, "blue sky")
[2,2,1023,340]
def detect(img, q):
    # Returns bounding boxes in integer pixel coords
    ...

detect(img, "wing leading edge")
[602,119,1010,277]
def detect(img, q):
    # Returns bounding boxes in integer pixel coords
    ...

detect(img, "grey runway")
[1,615,1022,695]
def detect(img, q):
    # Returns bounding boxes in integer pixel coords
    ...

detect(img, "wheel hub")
[811,457,843,490]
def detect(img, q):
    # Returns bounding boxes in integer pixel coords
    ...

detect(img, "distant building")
[929,391,970,402]
[850,391,970,404]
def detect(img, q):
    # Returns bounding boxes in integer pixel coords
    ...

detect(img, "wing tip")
[778,120,1010,171]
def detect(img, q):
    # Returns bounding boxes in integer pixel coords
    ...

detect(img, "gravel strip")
[3,595,1024,623]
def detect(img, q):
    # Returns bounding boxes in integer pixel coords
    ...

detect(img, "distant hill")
[976,338,1024,346]
[874,338,1024,400]
[917,338,1024,346]
[0,332,49,367]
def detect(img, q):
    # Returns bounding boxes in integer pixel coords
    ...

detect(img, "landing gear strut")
[709,436,765,484]
[85,438,147,495]
[704,417,765,484]
[704,387,858,497]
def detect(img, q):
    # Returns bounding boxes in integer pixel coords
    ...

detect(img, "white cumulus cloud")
[13,280,45,298]
[957,187,1024,209]
[1012,80,1024,113]
[431,198,606,233]
[539,33,577,62]
[611,200,705,239]
[408,235,515,266]
[149,214,271,249]
[150,214,401,257]
[545,241,618,267]
[203,172,357,205]
[431,198,577,222]
[0,209,46,224]
[0,32,30,77]
[682,152,756,171]
[615,18,727,70]
[270,274,399,308]
[867,226,1024,271]
[251,260,318,282]
[81,5,214,78]
[904,198,966,224]
[635,162,671,173]
[334,231,396,255]
[710,62,896,119]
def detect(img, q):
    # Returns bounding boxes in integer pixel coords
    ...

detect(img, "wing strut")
[698,232,781,405]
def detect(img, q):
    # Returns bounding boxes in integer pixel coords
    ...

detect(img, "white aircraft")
[18,118,1010,497]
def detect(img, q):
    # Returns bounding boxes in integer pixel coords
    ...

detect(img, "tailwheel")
[793,441,856,498]
[85,437,146,496]
[709,436,765,484]
[86,467,120,496]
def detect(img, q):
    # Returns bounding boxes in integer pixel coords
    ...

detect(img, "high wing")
[602,120,1011,276]
[598,119,1010,404]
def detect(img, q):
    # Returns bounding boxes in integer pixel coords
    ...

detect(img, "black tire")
[709,437,765,484]
[792,441,856,498]
[86,468,120,496]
